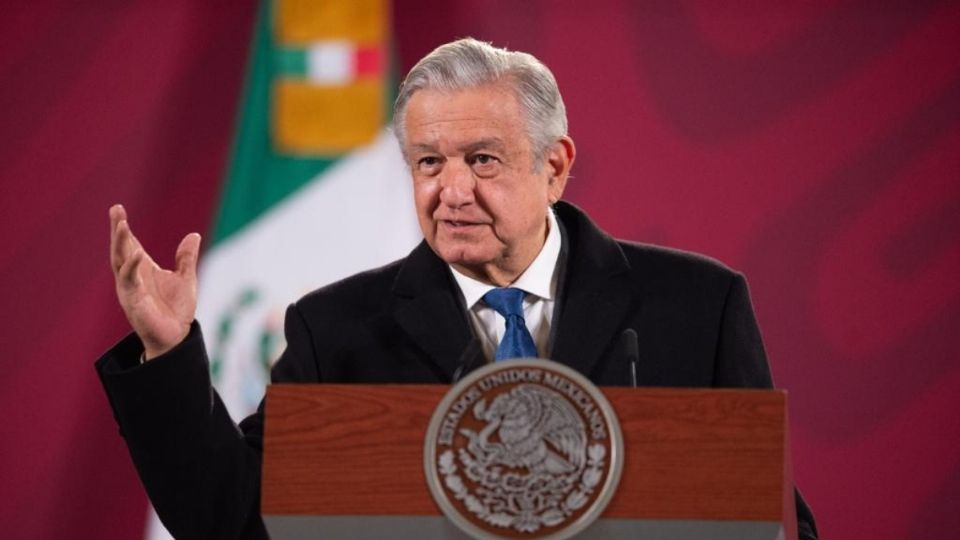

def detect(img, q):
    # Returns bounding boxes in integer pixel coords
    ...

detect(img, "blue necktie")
[482,287,539,361]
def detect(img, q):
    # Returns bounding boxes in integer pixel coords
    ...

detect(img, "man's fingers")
[110,204,143,273]
[109,204,126,237]
[111,219,146,275]
[175,233,202,278]
[111,219,135,273]
[117,248,146,290]
[109,205,126,272]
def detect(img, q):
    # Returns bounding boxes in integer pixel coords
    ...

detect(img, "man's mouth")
[441,219,484,230]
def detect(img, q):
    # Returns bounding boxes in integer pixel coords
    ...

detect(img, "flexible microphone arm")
[452,338,483,383]
[621,328,640,388]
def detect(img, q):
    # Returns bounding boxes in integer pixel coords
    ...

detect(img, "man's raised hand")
[109,204,201,360]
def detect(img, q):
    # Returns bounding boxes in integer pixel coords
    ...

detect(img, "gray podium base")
[264,515,784,540]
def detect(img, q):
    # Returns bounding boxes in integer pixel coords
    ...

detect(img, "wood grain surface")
[261,384,786,521]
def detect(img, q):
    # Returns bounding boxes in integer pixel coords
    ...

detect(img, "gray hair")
[393,38,568,162]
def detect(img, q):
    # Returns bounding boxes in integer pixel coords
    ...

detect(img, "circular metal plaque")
[425,359,624,539]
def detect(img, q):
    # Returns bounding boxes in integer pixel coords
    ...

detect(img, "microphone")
[452,338,483,383]
[621,328,639,388]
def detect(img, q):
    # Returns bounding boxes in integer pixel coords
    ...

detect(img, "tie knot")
[482,287,526,318]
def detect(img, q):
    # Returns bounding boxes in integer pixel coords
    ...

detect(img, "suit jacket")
[96,201,816,539]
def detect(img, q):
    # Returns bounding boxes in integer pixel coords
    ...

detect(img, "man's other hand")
[109,204,200,360]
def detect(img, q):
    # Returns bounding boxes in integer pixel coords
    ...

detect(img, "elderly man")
[100,38,817,539]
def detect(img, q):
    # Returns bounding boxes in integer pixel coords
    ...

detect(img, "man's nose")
[438,163,476,208]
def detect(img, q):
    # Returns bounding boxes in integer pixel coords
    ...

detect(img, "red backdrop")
[2,2,958,538]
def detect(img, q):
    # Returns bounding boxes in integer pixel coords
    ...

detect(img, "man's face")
[403,83,573,286]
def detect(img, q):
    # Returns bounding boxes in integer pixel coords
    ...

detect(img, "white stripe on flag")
[307,41,353,84]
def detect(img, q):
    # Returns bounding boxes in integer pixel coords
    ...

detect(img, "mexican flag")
[145,0,420,537]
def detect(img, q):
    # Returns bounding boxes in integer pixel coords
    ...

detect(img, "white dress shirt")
[449,208,562,362]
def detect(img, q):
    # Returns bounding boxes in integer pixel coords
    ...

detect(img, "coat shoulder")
[293,257,405,319]
[617,240,741,284]
[554,200,740,285]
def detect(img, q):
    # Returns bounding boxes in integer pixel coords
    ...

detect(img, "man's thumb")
[175,233,202,277]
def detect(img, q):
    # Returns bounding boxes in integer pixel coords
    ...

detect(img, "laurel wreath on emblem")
[437,384,607,534]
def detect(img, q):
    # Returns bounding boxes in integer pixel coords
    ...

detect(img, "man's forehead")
[406,84,521,120]
[401,83,530,156]
[408,136,508,154]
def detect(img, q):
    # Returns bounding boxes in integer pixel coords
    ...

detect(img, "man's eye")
[471,154,498,166]
[417,156,443,172]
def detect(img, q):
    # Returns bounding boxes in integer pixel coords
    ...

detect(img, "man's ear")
[546,136,576,204]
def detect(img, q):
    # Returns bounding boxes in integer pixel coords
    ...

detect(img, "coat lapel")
[392,241,481,382]
[390,203,636,382]
[549,202,635,378]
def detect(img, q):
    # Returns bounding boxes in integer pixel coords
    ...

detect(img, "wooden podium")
[262,384,797,539]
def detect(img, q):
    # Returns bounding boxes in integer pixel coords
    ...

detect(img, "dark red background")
[2,1,957,538]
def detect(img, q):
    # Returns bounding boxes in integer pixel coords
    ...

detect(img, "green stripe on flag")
[212,1,337,244]
[274,47,308,79]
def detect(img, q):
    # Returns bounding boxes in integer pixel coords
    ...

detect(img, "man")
[100,38,817,539]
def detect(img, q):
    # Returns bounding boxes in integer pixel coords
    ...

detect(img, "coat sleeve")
[95,304,318,540]
[712,272,773,388]
[713,272,818,540]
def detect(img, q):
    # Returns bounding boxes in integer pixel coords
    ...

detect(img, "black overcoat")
[97,201,816,539]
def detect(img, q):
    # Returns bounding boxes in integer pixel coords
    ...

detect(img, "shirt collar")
[450,207,562,308]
